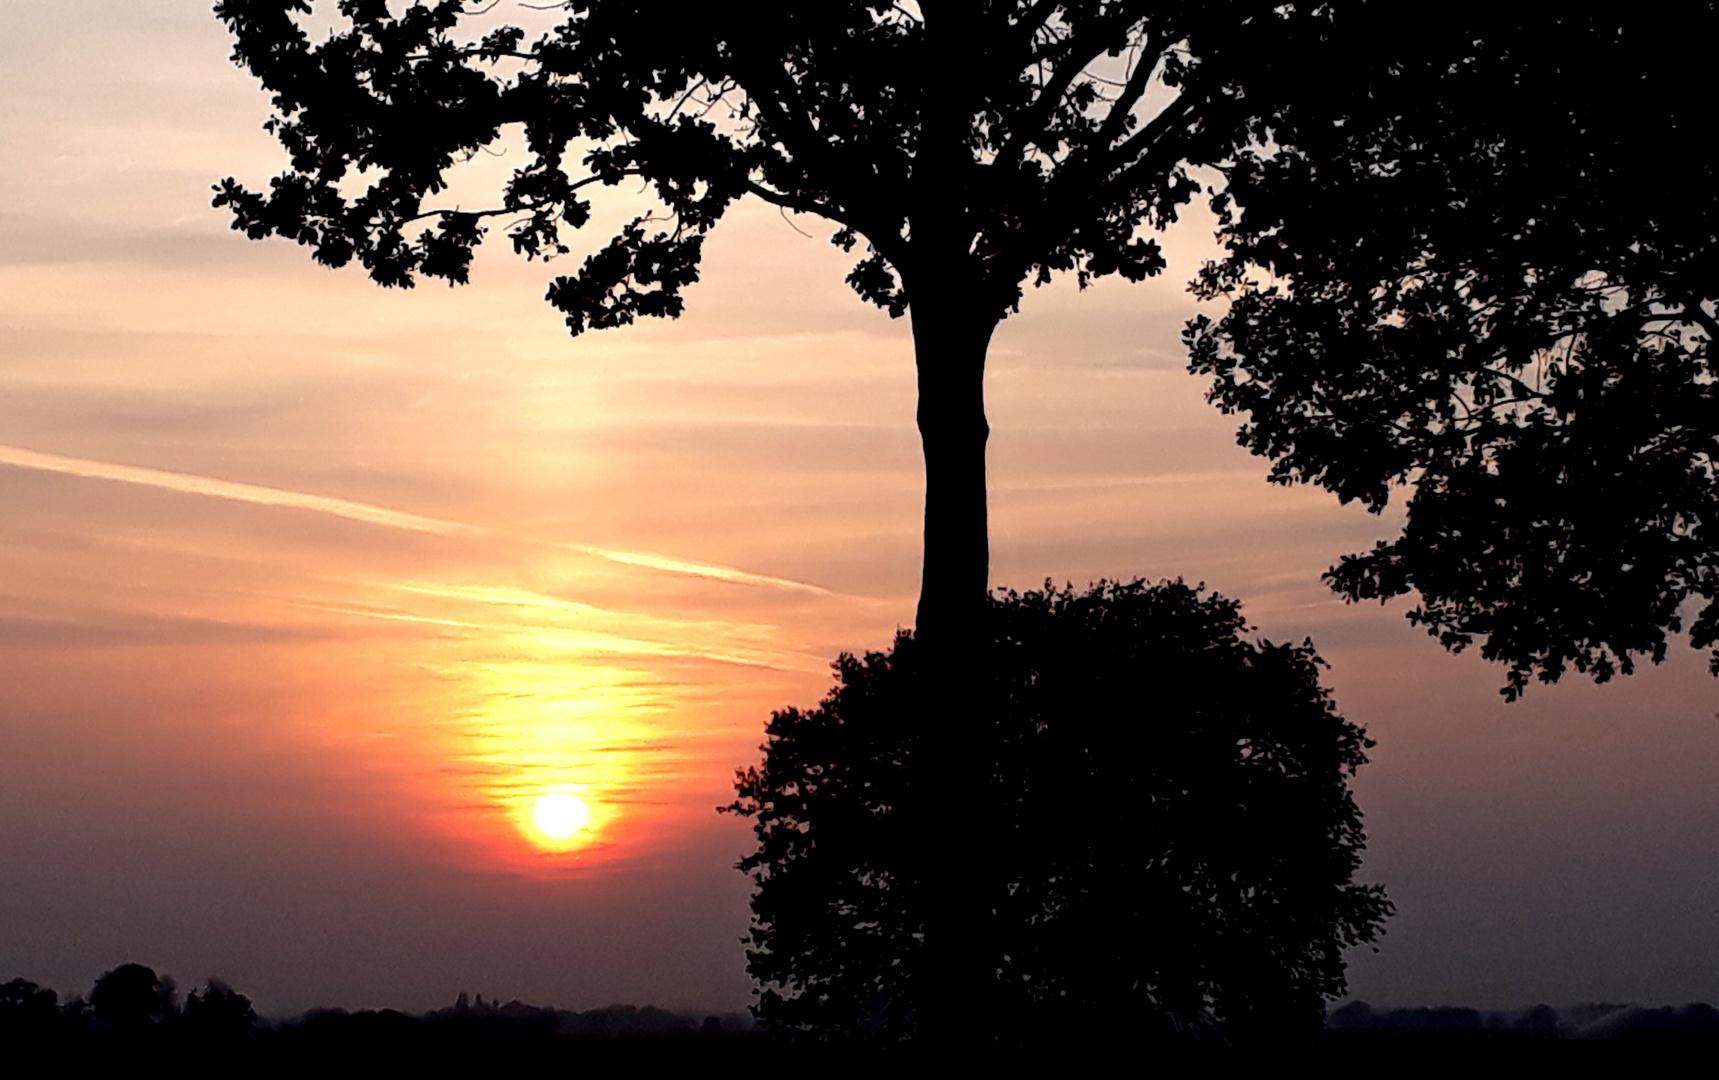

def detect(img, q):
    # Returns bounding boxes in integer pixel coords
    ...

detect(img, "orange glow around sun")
[225,545,829,874]
[396,577,750,865]
[438,644,656,861]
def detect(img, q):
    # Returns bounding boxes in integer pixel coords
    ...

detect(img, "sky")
[3,0,1718,1018]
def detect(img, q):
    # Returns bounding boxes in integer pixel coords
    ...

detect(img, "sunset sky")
[4,0,1719,1017]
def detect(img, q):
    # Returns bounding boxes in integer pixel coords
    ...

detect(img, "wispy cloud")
[0,443,829,594]
[569,545,831,596]
[288,600,489,631]
[0,444,479,536]
[334,581,821,671]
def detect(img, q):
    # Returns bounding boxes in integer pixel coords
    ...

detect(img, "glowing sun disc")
[534,793,591,838]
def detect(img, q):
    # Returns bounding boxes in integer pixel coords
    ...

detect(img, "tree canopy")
[212,0,1285,330]
[213,0,1716,1040]
[727,581,1389,1043]
[89,964,178,1037]
[211,0,1336,639]
[1188,3,1719,697]
[211,2,1354,1038]
[213,0,1719,696]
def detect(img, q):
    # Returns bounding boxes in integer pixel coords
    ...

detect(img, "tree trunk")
[913,302,996,640]
[908,289,1003,1049]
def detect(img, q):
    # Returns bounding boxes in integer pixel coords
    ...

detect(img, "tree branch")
[993,5,1148,173]
[740,179,845,227]
[1094,41,1165,149]
[1673,293,1719,343]
[1096,75,1203,183]
[1012,0,1064,45]
[722,53,895,239]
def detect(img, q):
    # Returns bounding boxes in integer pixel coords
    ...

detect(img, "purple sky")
[2,0,1717,1016]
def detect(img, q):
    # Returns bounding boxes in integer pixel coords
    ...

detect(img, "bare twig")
[779,205,814,238]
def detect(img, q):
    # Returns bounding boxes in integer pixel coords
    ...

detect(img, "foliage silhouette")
[0,978,58,1044]
[183,979,260,1041]
[210,0,1709,1042]
[13,963,1719,1066]
[208,0,1339,1033]
[0,967,789,1068]
[208,0,1319,640]
[727,581,1390,1044]
[208,1,1718,689]
[88,963,177,1038]
[1186,2,1719,698]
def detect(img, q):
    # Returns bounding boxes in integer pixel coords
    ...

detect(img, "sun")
[533,793,591,839]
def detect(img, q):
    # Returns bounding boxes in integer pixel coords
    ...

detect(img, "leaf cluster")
[213,1,1319,332]
[1187,2,1719,697]
[726,580,1389,1043]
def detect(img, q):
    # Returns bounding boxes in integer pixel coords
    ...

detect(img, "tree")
[726,581,1390,1044]
[1186,2,1719,699]
[0,978,59,1043]
[212,0,1712,1040]
[209,0,1343,635]
[88,963,177,1037]
[210,0,1317,1035]
[183,979,260,1041]
[213,1,1719,687]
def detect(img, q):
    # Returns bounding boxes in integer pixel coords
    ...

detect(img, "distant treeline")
[1328,1001,1719,1040]
[6,964,1719,1065]
[0,964,763,1067]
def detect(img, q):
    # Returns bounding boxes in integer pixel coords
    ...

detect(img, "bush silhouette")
[88,964,176,1037]
[728,580,1390,1043]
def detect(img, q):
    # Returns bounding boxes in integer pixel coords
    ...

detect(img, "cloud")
[0,613,341,648]
[569,546,830,596]
[323,582,824,671]
[0,443,478,537]
[0,443,830,594]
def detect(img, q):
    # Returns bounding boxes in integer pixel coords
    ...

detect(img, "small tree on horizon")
[183,979,260,1041]
[89,963,177,1038]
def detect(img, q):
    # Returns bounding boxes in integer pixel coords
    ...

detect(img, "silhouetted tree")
[183,979,260,1041]
[88,963,177,1037]
[210,2,1718,692]
[0,978,59,1042]
[1186,3,1719,698]
[212,0,1706,1037]
[209,1,1318,639]
[727,581,1390,1044]
[59,994,93,1035]
[210,0,1322,1033]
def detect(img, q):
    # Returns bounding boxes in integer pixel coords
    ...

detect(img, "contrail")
[0,443,828,594]
[570,545,830,595]
[0,443,480,536]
